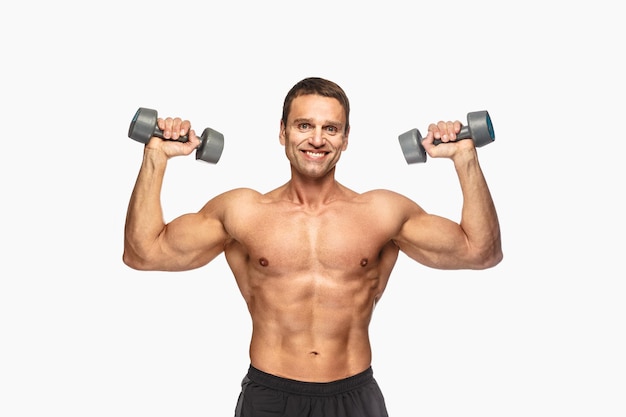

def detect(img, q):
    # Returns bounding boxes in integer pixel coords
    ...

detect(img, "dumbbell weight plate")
[128,108,159,144]
[465,110,495,147]
[196,128,224,164]
[398,128,426,164]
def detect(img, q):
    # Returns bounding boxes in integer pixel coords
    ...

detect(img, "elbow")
[470,229,503,270]
[122,244,155,271]
[123,234,163,270]
[473,243,503,270]
[122,250,145,270]
[480,249,503,269]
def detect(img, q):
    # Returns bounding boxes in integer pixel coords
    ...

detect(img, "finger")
[437,121,449,142]
[428,123,441,140]
[170,117,184,140]
[188,129,201,147]
[162,117,174,139]
[454,120,462,135]
[445,121,456,140]
[422,129,434,146]
[180,119,192,138]
[156,118,165,136]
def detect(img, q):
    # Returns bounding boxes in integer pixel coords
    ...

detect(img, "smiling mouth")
[302,150,329,159]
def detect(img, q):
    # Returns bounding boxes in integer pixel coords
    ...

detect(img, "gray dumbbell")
[398,110,495,164]
[128,107,224,164]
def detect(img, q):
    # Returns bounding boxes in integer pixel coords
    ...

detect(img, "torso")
[221,185,403,382]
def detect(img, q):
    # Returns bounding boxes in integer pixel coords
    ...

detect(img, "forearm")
[123,148,169,267]
[454,148,502,268]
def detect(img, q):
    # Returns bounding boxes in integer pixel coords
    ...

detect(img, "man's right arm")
[123,118,229,271]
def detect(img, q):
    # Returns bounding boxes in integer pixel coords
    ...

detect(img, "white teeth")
[306,151,325,158]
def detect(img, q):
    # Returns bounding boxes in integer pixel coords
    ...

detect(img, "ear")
[341,126,350,151]
[279,120,286,145]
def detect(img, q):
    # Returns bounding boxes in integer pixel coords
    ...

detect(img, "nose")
[309,127,325,147]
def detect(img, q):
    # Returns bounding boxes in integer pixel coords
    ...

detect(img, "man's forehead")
[290,95,345,121]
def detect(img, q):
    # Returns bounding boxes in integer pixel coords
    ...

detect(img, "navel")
[259,257,269,267]
[360,258,368,267]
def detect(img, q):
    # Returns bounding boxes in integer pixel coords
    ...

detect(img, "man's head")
[282,77,350,135]
[279,78,351,179]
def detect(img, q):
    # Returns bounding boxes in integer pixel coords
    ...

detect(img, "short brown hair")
[282,77,350,134]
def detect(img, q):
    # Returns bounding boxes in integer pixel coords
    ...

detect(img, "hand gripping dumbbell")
[128,107,224,164]
[398,110,495,164]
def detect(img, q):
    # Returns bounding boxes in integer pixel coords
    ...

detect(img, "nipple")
[360,258,368,267]
[259,257,269,267]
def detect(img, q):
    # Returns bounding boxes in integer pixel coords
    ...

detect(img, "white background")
[1,1,624,416]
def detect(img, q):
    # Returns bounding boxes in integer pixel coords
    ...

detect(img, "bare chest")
[230,206,391,273]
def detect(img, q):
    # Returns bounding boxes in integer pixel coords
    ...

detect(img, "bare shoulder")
[218,187,264,202]
[358,188,420,208]
[355,188,425,224]
[198,187,264,215]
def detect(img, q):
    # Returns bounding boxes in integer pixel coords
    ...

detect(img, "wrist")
[143,146,169,164]
[452,146,481,174]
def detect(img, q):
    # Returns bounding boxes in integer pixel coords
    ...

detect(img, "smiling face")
[280,94,350,179]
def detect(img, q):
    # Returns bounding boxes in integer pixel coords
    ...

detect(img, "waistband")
[246,365,374,396]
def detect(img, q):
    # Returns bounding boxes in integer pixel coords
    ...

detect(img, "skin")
[124,93,502,382]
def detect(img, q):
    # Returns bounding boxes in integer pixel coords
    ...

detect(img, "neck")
[284,167,343,208]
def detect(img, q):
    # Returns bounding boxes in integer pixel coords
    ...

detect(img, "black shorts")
[234,365,389,417]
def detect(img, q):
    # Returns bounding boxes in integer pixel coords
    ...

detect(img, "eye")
[325,125,338,135]
[298,123,312,131]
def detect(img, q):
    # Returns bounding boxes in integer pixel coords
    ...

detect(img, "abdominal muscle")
[243,267,381,383]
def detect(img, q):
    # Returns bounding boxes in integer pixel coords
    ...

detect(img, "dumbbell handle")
[432,110,495,147]
[432,125,472,145]
[128,107,194,145]
[152,126,192,144]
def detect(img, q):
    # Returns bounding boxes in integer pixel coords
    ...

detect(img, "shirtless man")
[123,77,502,416]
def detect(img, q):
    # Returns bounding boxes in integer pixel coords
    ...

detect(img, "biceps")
[395,214,469,267]
[160,213,228,266]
